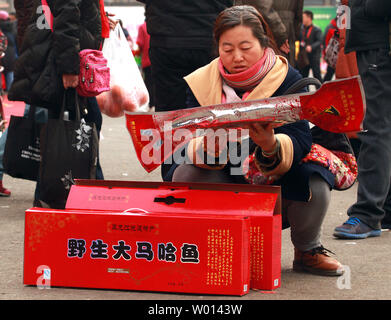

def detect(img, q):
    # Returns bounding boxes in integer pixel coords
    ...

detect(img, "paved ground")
[1,111,391,302]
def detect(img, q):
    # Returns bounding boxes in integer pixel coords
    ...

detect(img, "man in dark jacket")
[137,0,233,113]
[334,0,391,238]
[137,0,233,180]
[298,10,323,82]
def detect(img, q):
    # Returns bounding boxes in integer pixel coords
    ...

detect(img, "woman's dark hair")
[213,5,280,54]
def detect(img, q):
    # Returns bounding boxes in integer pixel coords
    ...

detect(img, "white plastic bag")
[97,24,149,117]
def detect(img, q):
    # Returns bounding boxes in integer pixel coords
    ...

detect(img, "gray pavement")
[1,114,391,301]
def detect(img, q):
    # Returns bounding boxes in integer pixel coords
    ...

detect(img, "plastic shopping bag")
[97,24,149,117]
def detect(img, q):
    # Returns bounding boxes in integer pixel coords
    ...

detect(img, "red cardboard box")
[24,208,250,296]
[66,180,282,290]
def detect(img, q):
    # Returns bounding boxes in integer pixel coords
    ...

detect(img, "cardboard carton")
[24,208,250,296]
[65,180,282,290]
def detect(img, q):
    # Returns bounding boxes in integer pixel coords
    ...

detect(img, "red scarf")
[218,48,276,92]
[99,0,110,39]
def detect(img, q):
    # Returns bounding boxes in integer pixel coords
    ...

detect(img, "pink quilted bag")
[77,49,110,97]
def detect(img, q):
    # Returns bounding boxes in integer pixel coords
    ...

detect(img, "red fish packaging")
[24,209,250,296]
[125,76,366,173]
[23,180,282,294]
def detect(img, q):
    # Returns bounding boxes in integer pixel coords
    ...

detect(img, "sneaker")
[0,181,11,197]
[293,246,345,276]
[334,217,381,239]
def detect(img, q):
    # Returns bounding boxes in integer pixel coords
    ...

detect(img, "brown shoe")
[293,246,345,276]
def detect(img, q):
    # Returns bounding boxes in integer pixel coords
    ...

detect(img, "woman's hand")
[62,74,79,89]
[106,13,118,30]
[248,122,277,153]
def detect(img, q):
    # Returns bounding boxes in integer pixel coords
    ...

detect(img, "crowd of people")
[0,0,390,280]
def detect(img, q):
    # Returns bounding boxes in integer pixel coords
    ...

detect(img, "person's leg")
[85,97,103,180]
[25,105,49,206]
[335,48,391,237]
[149,47,191,112]
[323,65,335,82]
[150,47,215,179]
[309,54,323,83]
[150,47,214,112]
[284,174,344,276]
[0,126,10,196]
[381,184,391,229]
[286,174,330,251]
[143,66,155,108]
[298,64,310,78]
[172,164,234,184]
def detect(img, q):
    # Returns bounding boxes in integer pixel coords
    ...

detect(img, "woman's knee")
[308,174,331,209]
[172,164,232,184]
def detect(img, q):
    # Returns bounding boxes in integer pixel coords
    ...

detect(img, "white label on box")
[274,278,279,287]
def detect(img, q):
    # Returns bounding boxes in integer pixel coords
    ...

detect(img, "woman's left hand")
[248,122,277,153]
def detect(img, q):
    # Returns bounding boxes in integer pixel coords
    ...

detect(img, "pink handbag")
[41,0,110,97]
[77,49,110,97]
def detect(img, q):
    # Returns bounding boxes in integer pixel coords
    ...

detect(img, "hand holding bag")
[39,90,98,209]
[3,105,43,181]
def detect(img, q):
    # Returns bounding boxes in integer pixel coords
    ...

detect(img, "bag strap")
[27,105,37,122]
[60,89,81,122]
[283,77,322,95]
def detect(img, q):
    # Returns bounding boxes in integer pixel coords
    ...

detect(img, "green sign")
[304,6,337,33]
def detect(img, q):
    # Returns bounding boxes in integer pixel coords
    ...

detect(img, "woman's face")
[219,25,265,74]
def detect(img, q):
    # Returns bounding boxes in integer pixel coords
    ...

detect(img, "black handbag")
[3,105,43,181]
[39,90,98,209]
